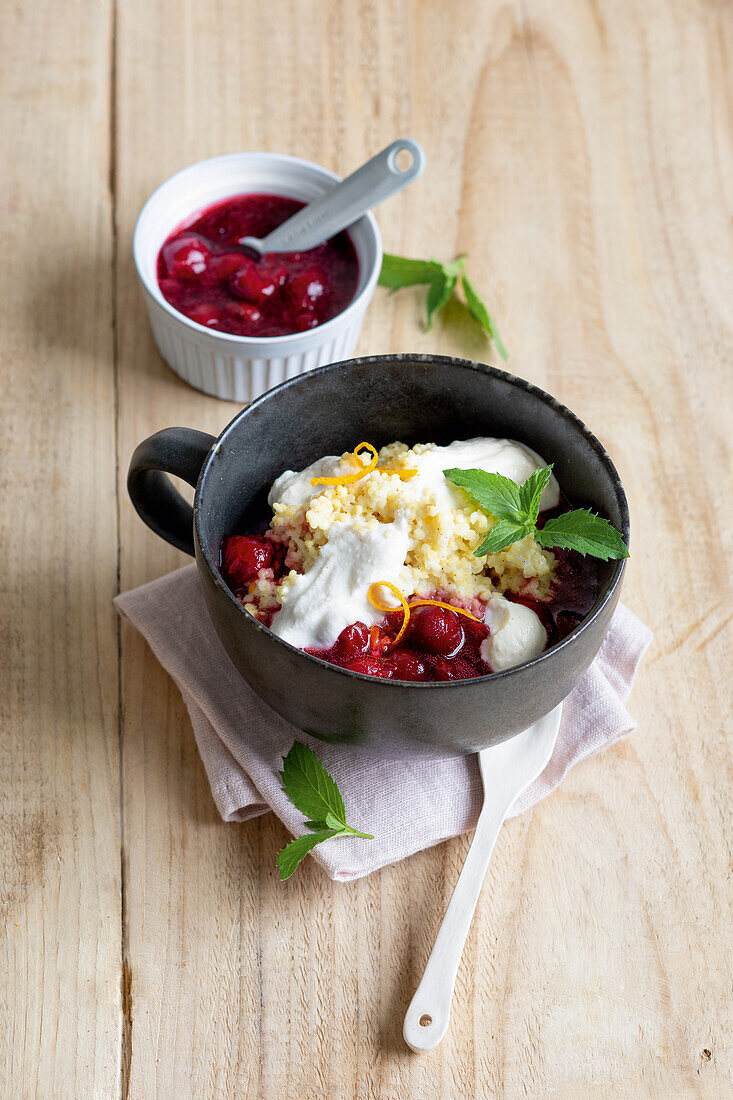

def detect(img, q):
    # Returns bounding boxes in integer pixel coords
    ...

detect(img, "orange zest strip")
[367,584,484,653]
[367,581,412,649]
[368,624,381,652]
[407,599,482,624]
[310,441,419,488]
[379,467,418,480]
[310,442,378,486]
[368,583,484,653]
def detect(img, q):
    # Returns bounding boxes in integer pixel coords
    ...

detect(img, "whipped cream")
[409,438,559,512]
[270,519,410,650]
[268,455,347,511]
[480,595,547,671]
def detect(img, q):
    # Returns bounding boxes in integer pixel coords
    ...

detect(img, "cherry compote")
[303,604,491,682]
[157,193,359,337]
[504,547,601,647]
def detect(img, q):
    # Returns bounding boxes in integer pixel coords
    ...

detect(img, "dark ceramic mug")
[127,355,628,755]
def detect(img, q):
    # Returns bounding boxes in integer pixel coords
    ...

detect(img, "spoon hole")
[419,1014,432,1027]
[391,147,415,173]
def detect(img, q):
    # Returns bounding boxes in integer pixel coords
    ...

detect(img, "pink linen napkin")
[115,564,651,882]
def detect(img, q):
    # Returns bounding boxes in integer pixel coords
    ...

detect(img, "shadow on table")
[25,248,197,395]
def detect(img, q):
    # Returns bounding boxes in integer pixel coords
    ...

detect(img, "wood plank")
[0,0,121,1095]
[114,0,732,1095]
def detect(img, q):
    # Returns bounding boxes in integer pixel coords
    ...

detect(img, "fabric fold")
[116,564,651,882]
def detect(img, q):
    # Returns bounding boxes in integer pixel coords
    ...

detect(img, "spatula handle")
[257,139,425,253]
[402,795,513,1053]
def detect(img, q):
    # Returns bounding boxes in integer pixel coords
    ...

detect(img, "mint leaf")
[279,740,347,825]
[443,467,524,522]
[461,272,508,360]
[324,810,372,838]
[426,271,457,329]
[324,811,347,833]
[518,465,554,525]
[276,831,337,880]
[441,254,466,278]
[378,252,506,353]
[445,465,628,560]
[475,520,533,556]
[378,254,443,288]
[277,742,374,878]
[535,510,629,560]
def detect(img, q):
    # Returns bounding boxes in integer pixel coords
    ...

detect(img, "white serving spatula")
[403,704,562,1053]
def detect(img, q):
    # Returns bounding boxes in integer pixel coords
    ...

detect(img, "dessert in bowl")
[127,355,629,755]
[220,438,607,682]
[133,153,381,403]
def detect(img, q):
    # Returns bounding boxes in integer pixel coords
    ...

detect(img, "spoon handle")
[255,139,425,253]
[402,792,513,1053]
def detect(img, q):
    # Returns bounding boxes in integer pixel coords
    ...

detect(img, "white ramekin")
[133,153,382,403]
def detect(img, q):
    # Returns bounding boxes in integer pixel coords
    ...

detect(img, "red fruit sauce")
[304,608,492,681]
[157,193,360,337]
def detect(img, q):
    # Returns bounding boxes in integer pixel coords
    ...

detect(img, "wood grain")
[0,0,121,1095]
[2,0,732,1096]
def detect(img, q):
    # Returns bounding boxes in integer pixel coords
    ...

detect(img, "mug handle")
[127,427,216,556]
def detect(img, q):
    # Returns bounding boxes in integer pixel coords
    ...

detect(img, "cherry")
[343,656,391,678]
[406,606,465,657]
[288,269,327,312]
[385,650,429,681]
[229,266,282,304]
[258,259,289,288]
[161,234,213,281]
[226,301,262,326]
[292,311,320,332]
[222,535,273,586]
[334,622,370,660]
[187,303,223,328]
[382,609,405,634]
[213,251,250,280]
[463,615,489,643]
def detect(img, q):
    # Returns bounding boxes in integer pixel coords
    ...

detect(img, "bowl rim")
[194,353,629,687]
[132,151,383,347]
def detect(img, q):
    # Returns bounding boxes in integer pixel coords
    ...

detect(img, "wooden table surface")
[2,1,731,1096]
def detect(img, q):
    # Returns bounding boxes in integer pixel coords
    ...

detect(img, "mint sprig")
[378,252,507,359]
[462,271,507,359]
[276,741,373,879]
[534,509,630,559]
[443,465,629,561]
[379,255,443,288]
[476,518,534,555]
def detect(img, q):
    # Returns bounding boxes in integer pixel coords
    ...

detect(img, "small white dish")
[133,152,382,403]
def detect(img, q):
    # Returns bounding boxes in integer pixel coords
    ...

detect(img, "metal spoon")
[239,139,425,255]
[403,705,562,1053]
